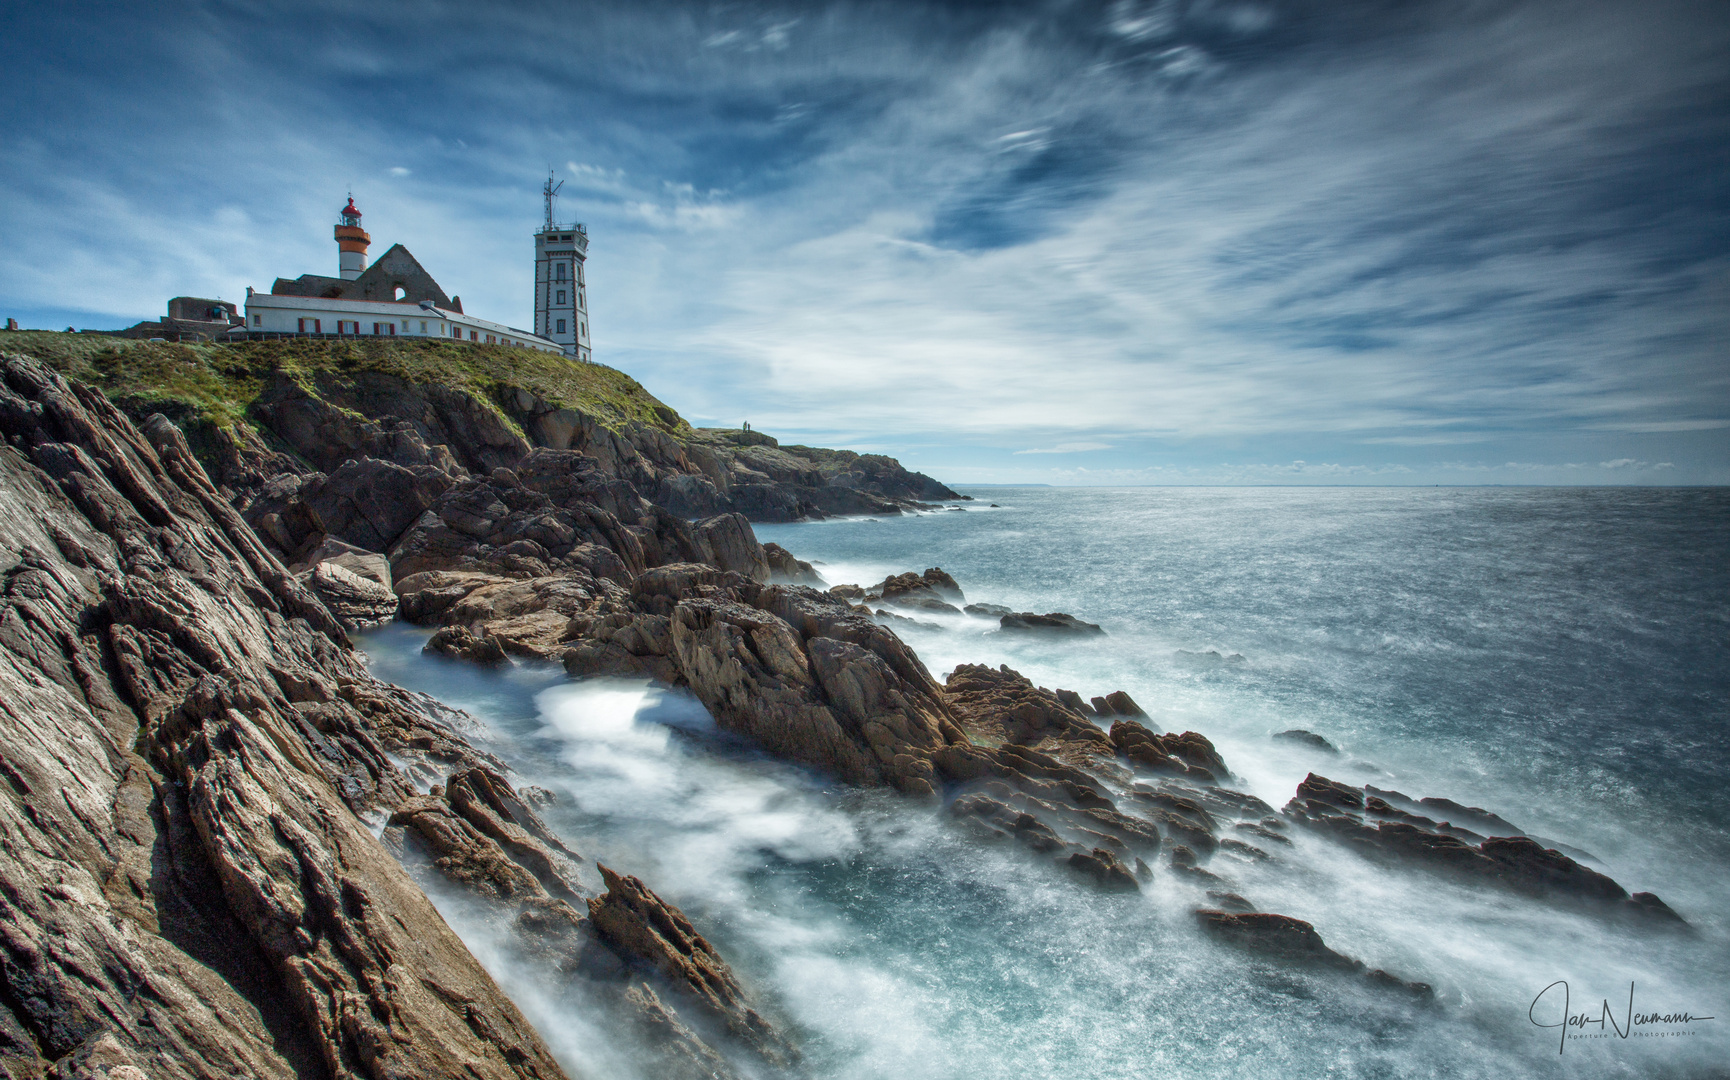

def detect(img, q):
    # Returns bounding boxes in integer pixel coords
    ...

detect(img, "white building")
[238,196,564,354]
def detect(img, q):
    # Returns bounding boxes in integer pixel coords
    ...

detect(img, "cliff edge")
[7,333,956,522]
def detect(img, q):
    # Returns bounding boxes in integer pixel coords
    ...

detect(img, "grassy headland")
[0,330,687,438]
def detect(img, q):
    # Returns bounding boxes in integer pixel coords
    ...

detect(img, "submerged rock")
[1273,729,1339,753]
[1200,909,1435,1007]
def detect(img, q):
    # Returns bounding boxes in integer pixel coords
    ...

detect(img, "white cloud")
[1014,442,1115,455]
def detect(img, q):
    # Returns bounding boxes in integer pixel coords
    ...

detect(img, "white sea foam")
[360,487,1730,1079]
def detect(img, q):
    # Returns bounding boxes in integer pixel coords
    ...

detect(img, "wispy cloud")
[1014,442,1115,455]
[0,0,1723,483]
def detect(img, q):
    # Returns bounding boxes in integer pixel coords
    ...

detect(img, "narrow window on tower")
[556,290,565,305]
[556,319,566,334]
[556,263,567,282]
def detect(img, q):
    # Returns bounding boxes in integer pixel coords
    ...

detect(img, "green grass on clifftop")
[0,330,687,435]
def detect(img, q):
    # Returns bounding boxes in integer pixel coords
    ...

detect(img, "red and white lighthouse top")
[339,198,363,225]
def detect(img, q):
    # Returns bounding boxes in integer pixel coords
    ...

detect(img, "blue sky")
[2,0,1725,484]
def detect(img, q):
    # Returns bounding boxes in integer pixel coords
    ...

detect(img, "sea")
[357,486,1730,1079]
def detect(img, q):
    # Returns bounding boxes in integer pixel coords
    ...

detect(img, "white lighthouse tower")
[334,197,371,280]
[533,174,590,361]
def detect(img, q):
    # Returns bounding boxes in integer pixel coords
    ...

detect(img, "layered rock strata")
[0,354,570,1079]
[0,354,790,1079]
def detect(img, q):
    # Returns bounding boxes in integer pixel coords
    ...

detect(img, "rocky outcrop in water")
[1283,773,1684,922]
[997,611,1103,634]
[588,866,795,1067]
[1194,910,1434,998]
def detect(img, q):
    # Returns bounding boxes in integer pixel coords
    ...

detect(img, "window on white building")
[580,321,587,338]
[252,314,261,326]
[556,290,566,305]
[420,321,428,333]
[556,319,566,334]
[555,263,567,281]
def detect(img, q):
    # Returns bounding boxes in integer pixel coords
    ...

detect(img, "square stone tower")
[534,176,590,361]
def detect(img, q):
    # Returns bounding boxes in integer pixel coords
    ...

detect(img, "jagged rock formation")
[1283,773,1684,922]
[0,353,797,1079]
[587,866,794,1066]
[0,353,569,1078]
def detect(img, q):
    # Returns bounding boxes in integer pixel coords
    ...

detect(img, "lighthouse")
[533,174,591,361]
[335,197,371,280]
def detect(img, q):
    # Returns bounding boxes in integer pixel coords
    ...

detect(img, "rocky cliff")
[10,333,956,524]
[0,352,796,1079]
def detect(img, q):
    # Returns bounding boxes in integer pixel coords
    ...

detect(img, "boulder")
[424,625,511,666]
[303,557,398,629]
[870,568,964,604]
[668,588,962,796]
[694,513,770,581]
[1292,772,1364,811]
[999,611,1104,635]
[303,457,455,552]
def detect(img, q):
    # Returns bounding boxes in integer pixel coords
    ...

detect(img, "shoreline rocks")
[1284,772,1685,923]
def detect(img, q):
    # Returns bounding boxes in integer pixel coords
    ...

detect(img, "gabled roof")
[344,245,453,308]
[267,245,457,310]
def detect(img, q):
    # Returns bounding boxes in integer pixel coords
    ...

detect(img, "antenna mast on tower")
[543,171,564,229]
